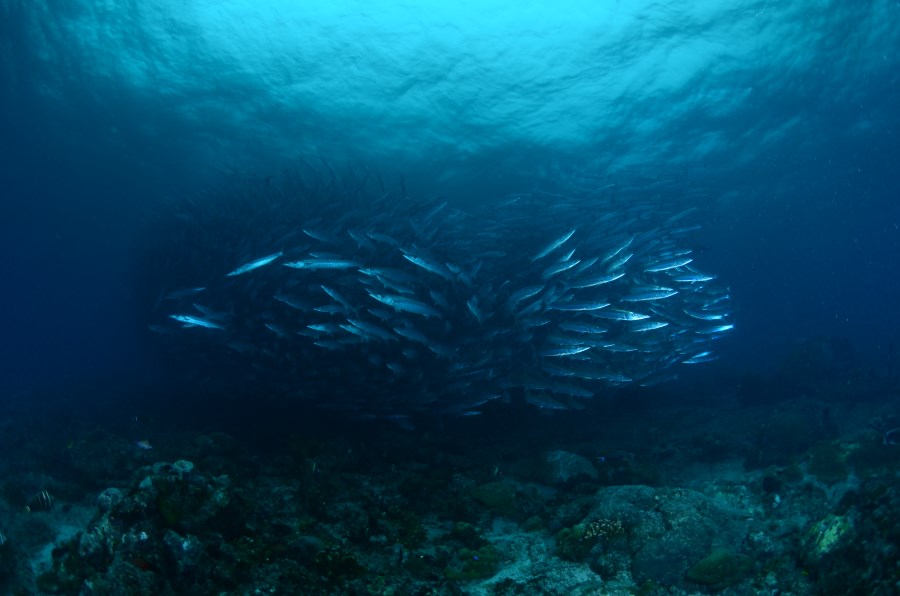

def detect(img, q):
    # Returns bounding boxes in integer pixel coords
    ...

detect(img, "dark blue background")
[1,0,898,402]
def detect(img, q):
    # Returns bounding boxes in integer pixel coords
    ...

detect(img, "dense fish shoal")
[143,167,732,418]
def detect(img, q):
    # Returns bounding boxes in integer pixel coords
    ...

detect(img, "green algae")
[469,481,518,517]
[685,547,753,588]
[807,441,849,485]
[444,545,500,581]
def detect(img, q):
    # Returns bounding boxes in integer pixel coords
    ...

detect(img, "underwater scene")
[1,1,898,594]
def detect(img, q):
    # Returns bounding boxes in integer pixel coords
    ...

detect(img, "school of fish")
[147,168,733,417]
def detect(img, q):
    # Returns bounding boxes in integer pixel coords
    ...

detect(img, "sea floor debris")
[2,356,899,594]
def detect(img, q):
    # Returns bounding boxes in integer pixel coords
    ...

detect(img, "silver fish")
[551,301,610,312]
[225,252,282,277]
[367,293,441,318]
[644,257,693,272]
[531,228,577,262]
[622,288,678,302]
[283,258,360,270]
[591,309,650,321]
[541,345,591,358]
[169,314,225,330]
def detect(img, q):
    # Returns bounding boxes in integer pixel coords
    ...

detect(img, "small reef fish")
[26,490,53,512]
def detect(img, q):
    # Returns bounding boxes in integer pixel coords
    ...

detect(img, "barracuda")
[225,252,283,277]
[283,258,360,269]
[367,293,442,318]
[154,172,733,416]
[169,314,225,330]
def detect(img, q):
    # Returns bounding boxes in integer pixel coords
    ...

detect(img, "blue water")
[1,0,898,398]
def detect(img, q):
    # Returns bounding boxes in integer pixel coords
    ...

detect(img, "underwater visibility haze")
[0,0,899,593]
